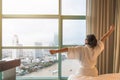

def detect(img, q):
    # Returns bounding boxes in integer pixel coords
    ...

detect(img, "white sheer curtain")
[86,0,119,75]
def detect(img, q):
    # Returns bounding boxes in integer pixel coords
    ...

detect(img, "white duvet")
[68,73,120,80]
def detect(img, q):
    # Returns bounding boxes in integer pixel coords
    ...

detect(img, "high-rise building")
[12,34,23,59]
[34,42,43,59]
[53,32,58,46]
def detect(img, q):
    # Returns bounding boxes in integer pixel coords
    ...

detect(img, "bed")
[68,73,120,80]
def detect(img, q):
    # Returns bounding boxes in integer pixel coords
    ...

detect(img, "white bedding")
[68,73,120,80]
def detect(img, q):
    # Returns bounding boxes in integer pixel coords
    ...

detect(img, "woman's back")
[67,40,104,76]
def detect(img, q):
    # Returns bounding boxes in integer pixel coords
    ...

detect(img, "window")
[1,0,86,80]
[63,20,86,45]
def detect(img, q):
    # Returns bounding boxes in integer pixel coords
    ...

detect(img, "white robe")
[67,40,104,79]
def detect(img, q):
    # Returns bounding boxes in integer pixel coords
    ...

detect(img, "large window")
[1,0,86,80]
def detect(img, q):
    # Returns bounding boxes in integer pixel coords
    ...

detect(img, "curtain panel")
[113,0,120,73]
[86,0,120,75]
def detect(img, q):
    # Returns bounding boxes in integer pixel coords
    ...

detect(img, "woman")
[49,25,115,78]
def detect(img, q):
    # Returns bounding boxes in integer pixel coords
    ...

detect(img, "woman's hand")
[109,25,115,31]
[49,50,57,55]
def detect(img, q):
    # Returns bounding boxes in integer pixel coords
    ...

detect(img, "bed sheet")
[68,73,120,80]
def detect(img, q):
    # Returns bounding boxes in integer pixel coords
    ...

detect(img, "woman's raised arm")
[100,25,115,43]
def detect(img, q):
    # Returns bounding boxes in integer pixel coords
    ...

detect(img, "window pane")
[2,19,58,46]
[63,20,86,45]
[61,53,80,77]
[62,0,86,15]
[2,0,58,14]
[2,49,58,77]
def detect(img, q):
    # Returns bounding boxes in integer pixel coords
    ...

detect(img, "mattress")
[68,73,120,80]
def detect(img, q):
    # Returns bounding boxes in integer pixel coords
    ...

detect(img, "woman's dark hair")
[86,34,97,48]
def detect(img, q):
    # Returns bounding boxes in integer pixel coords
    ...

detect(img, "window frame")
[0,0,86,80]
